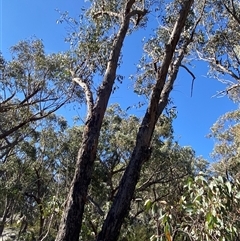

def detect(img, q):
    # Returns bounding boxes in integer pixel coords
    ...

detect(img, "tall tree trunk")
[0,198,12,236]
[97,1,194,240]
[55,1,147,241]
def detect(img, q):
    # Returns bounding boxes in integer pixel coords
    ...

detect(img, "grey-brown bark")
[97,1,194,240]
[55,1,147,241]
[0,198,12,237]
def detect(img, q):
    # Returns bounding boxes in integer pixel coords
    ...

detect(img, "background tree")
[195,0,240,99]
[195,0,240,182]
[0,39,81,161]
[0,102,201,240]
[0,114,70,240]
[209,109,240,180]
[63,104,201,241]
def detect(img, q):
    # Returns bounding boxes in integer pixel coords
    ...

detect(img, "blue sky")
[0,0,237,161]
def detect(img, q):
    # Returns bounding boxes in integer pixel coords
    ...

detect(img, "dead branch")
[180,64,196,97]
[72,77,94,120]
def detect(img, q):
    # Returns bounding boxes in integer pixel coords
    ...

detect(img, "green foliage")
[1,1,240,240]
[0,39,81,161]
[209,108,240,180]
[0,114,73,239]
[179,175,240,240]
[142,174,240,241]
[195,0,240,101]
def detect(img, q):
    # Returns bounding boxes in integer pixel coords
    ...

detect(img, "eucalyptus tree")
[137,166,240,241]
[1,0,238,239]
[164,174,240,240]
[54,0,210,240]
[0,41,77,236]
[195,0,240,99]
[0,114,70,240]
[193,0,240,181]
[96,0,208,240]
[0,39,80,162]
[55,1,148,240]
[208,107,240,180]
[72,105,199,240]
[0,104,200,241]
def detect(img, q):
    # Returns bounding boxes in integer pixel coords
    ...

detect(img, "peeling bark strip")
[97,1,194,240]
[55,1,147,241]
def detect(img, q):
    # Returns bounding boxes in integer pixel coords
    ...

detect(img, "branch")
[0,92,15,105]
[196,50,240,81]
[166,0,204,98]
[72,77,94,120]
[125,0,136,15]
[39,212,54,241]
[132,192,170,219]
[189,0,207,41]
[137,175,166,192]
[24,192,41,204]
[93,8,148,27]
[212,83,240,98]
[226,83,240,93]
[19,86,42,106]
[0,147,14,162]
[0,99,67,140]
[157,0,201,113]
[137,173,189,192]
[87,196,104,216]
[128,9,148,24]
[93,11,122,20]
[215,62,240,80]
[40,180,61,241]
[180,64,196,97]
[110,166,125,176]
[136,162,167,192]
[222,0,240,25]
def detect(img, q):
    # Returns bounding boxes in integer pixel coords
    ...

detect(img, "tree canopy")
[0,0,240,241]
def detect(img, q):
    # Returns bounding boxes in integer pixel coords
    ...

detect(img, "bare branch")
[137,172,189,192]
[0,99,67,141]
[157,0,204,113]
[132,192,170,219]
[19,86,42,106]
[72,77,94,120]
[180,64,196,97]
[214,62,240,80]
[190,0,207,41]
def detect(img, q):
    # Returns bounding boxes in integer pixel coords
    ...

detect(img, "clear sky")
[0,0,237,161]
